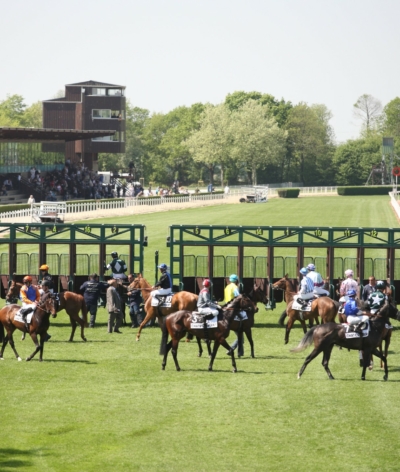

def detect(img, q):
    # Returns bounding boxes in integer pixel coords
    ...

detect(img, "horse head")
[250,283,268,306]
[38,292,57,317]
[5,280,19,304]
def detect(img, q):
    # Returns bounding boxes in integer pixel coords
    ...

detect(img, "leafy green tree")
[285,103,335,185]
[230,100,287,185]
[0,94,27,126]
[332,134,382,185]
[185,104,232,185]
[21,101,43,128]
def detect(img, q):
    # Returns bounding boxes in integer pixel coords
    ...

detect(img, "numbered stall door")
[182,254,196,294]
[0,253,9,298]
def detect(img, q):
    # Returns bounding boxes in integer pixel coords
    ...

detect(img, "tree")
[230,100,287,185]
[0,94,27,126]
[353,94,382,133]
[332,134,382,186]
[21,101,43,128]
[185,104,233,185]
[285,103,335,185]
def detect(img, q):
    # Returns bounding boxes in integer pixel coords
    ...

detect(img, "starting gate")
[167,225,400,306]
[0,222,147,297]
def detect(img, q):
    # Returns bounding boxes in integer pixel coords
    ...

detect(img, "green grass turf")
[1,195,400,471]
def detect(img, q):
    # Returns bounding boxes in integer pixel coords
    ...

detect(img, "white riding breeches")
[151,288,172,298]
[313,286,330,296]
[296,292,314,301]
[112,273,127,279]
[198,307,219,316]
[347,315,369,325]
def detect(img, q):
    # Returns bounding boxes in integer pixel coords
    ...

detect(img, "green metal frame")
[168,225,400,302]
[0,223,147,286]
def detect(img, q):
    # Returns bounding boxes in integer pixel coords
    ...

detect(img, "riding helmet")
[307,263,315,271]
[158,263,168,270]
[23,275,33,283]
[376,280,386,289]
[203,279,211,288]
[111,252,118,258]
[299,268,308,276]
[39,264,49,271]
[41,280,51,287]
[229,274,238,282]
[347,289,356,297]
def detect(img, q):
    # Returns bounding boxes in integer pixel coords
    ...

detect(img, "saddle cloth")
[14,310,34,324]
[190,312,218,329]
[151,294,173,307]
[292,299,312,312]
[342,322,370,338]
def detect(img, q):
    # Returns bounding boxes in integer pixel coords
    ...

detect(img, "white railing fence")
[0,187,339,222]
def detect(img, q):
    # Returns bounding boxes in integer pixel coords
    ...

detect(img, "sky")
[1,0,399,143]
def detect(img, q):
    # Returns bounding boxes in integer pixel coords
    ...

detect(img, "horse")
[291,302,400,381]
[272,275,339,345]
[6,281,88,342]
[128,274,198,341]
[196,282,266,359]
[161,294,257,373]
[0,293,57,362]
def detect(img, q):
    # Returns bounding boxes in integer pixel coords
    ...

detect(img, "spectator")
[1,185,7,196]
[3,178,13,190]
[80,274,109,328]
[224,185,230,194]
[106,279,123,334]
[27,195,35,204]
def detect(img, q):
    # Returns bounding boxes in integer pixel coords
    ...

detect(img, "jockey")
[150,263,172,305]
[20,276,40,323]
[367,282,387,314]
[223,274,240,305]
[197,279,220,317]
[39,264,54,293]
[296,267,315,306]
[306,263,329,296]
[105,252,128,280]
[340,269,358,297]
[344,289,369,329]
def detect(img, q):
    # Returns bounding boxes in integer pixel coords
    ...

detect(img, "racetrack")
[1,195,399,472]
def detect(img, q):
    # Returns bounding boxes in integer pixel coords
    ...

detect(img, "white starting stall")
[240,185,268,203]
[31,201,66,223]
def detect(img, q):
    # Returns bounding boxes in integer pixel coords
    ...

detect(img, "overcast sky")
[1,0,399,142]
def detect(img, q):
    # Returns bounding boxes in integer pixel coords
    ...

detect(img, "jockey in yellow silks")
[223,274,240,304]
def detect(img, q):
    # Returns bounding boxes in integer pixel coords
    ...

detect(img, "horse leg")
[68,318,77,342]
[77,316,87,342]
[26,332,41,361]
[221,338,238,373]
[299,319,307,334]
[321,344,335,380]
[6,331,22,361]
[136,310,153,341]
[39,333,46,362]
[371,347,388,381]
[382,331,391,369]
[170,338,181,371]
[0,335,8,359]
[208,341,221,372]
[297,346,322,379]
[196,337,203,357]
[206,340,212,357]
[161,340,173,370]
[360,350,372,381]
[244,328,255,358]
[285,317,295,345]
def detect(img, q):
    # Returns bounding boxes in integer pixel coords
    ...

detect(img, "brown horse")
[6,281,88,342]
[128,274,198,341]
[197,283,266,359]
[291,302,400,381]
[272,275,339,345]
[0,293,57,362]
[161,294,257,372]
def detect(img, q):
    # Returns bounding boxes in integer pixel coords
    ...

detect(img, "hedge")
[0,203,30,213]
[337,186,392,196]
[277,188,300,198]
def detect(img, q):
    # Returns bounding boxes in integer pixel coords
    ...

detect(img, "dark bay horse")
[291,303,400,381]
[6,281,88,342]
[128,274,198,341]
[196,283,266,359]
[161,294,257,373]
[273,275,339,344]
[0,293,57,361]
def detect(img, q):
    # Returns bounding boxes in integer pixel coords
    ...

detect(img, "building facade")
[43,80,126,171]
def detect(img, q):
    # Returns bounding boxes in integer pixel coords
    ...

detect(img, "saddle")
[190,312,218,330]
[342,321,370,338]
[292,297,313,312]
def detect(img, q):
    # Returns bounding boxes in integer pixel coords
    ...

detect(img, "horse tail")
[290,326,317,353]
[278,310,287,327]
[80,297,89,327]
[159,315,169,356]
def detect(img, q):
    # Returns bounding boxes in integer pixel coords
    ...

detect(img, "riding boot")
[20,307,33,330]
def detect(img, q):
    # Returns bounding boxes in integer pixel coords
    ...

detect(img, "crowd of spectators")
[26,164,115,201]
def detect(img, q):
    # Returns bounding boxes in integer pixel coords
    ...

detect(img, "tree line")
[1,91,399,187]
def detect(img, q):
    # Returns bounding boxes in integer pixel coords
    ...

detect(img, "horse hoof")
[26,357,31,362]
[232,369,237,373]
[0,357,4,361]
[197,353,202,357]
[384,375,388,381]
[83,338,87,342]
[161,366,165,370]
[17,357,22,362]
[136,337,140,342]
[177,368,181,372]
[208,367,212,371]
[361,376,366,381]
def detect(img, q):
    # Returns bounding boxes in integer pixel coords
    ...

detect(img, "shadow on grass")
[49,340,113,343]
[0,447,44,469]
[44,359,97,364]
